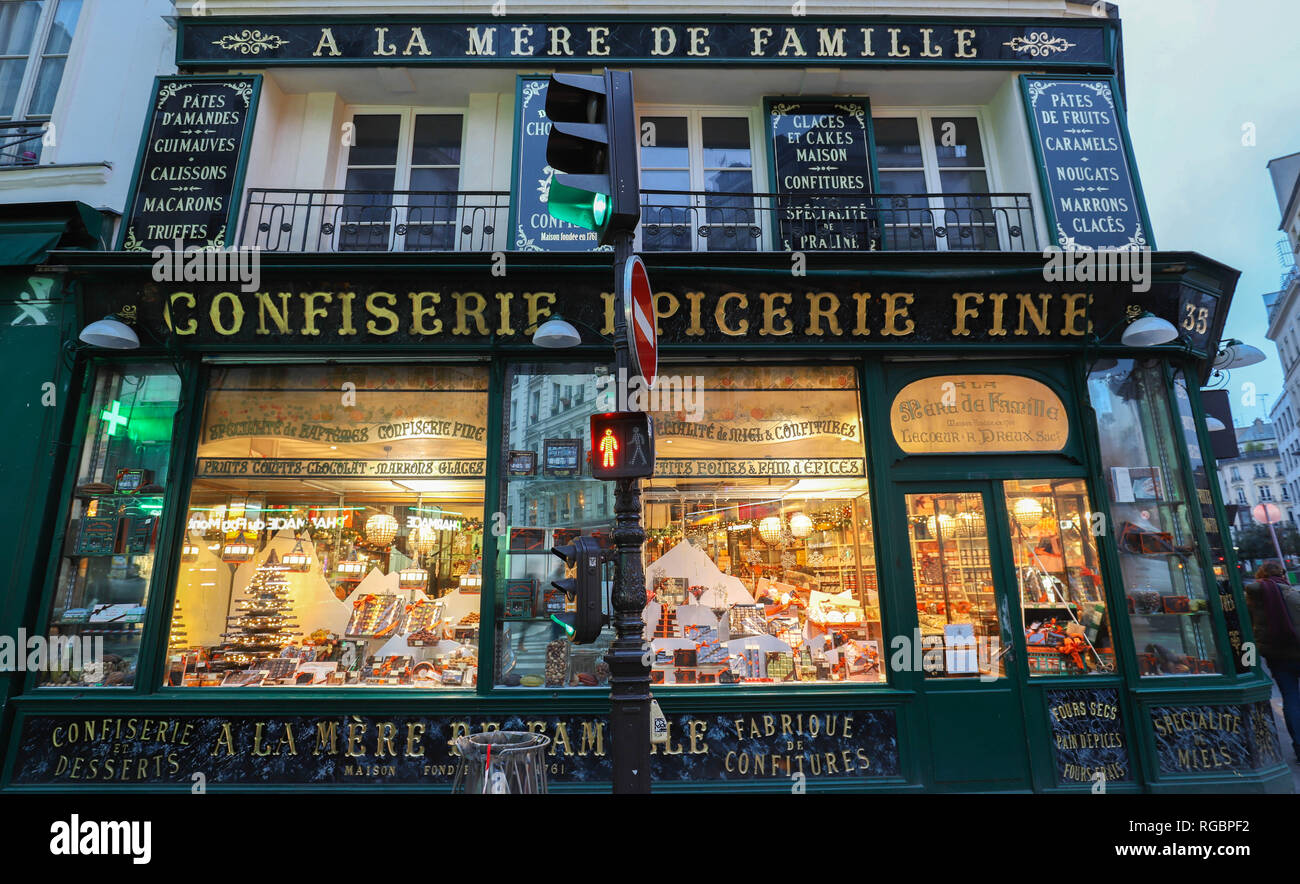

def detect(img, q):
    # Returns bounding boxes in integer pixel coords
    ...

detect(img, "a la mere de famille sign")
[178,17,1112,68]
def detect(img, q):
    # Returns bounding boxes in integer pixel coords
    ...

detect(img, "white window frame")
[2,0,77,123]
[331,106,467,252]
[634,105,765,252]
[870,107,1006,251]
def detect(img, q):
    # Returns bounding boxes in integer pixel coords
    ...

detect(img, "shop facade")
[0,3,1290,793]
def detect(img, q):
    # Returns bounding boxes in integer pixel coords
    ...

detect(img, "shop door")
[900,484,1037,790]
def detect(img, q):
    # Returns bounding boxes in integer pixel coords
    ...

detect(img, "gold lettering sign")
[891,375,1068,454]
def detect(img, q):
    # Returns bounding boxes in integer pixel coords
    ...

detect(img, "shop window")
[1003,479,1115,676]
[496,363,881,688]
[1087,360,1221,676]
[41,364,181,687]
[871,111,996,251]
[339,111,464,251]
[906,492,1004,679]
[638,111,757,252]
[165,365,487,688]
[0,0,81,164]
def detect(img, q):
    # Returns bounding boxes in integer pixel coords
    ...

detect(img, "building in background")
[1270,392,1300,530]
[1265,151,1300,530]
[0,0,1289,795]
[1217,418,1294,533]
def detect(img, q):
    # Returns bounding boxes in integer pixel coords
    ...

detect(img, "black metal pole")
[605,232,651,794]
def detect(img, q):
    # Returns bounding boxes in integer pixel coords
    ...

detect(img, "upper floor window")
[1230,466,1241,481]
[1254,463,1268,479]
[872,111,1016,251]
[0,0,80,163]
[638,110,757,252]
[338,110,464,251]
[1259,486,1273,502]
[1237,488,1248,505]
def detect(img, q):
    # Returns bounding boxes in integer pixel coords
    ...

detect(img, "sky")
[1118,0,1300,425]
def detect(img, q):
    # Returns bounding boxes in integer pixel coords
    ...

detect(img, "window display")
[496,363,880,687]
[906,492,1005,679]
[166,365,487,687]
[1087,359,1221,675]
[41,364,181,687]
[1003,479,1115,675]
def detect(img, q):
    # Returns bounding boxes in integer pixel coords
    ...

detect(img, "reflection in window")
[1004,479,1115,675]
[1088,360,1221,675]
[166,365,487,688]
[496,363,880,687]
[42,364,181,687]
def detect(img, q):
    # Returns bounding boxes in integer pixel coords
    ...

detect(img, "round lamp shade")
[789,512,814,538]
[1013,497,1044,529]
[79,317,140,349]
[1121,313,1178,348]
[532,316,581,349]
[1217,342,1266,370]
[366,512,399,544]
[758,516,783,545]
[927,513,957,540]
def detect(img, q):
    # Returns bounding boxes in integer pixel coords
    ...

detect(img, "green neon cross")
[100,400,129,436]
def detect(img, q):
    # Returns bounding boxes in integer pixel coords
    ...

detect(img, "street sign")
[1251,502,1283,525]
[623,254,657,385]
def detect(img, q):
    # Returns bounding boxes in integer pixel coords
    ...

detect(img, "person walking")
[1244,561,1300,762]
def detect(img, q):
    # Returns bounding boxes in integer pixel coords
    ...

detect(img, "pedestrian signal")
[589,411,654,480]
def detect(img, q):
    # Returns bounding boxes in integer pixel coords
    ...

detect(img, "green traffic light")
[547,178,612,234]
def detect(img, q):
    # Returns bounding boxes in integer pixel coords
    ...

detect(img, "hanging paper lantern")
[1013,497,1044,529]
[409,522,436,555]
[366,512,399,544]
[758,516,783,545]
[789,512,814,539]
[927,513,957,541]
[956,510,985,538]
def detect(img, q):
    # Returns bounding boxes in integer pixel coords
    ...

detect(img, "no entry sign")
[623,254,657,385]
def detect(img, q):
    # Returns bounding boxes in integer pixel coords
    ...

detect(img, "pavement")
[1265,670,1300,793]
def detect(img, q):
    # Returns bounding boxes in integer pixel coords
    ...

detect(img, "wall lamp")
[531,314,610,349]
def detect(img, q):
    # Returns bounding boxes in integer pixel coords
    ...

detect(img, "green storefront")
[0,247,1288,793]
[0,12,1290,793]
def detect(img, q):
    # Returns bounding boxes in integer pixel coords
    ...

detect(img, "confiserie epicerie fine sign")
[11,711,900,785]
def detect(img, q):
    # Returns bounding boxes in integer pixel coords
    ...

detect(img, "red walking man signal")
[589,411,654,480]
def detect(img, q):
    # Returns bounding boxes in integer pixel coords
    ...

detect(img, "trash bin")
[451,731,551,794]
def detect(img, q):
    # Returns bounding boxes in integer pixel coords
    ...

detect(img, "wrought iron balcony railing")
[638,189,1038,253]
[0,121,47,167]
[240,188,1038,253]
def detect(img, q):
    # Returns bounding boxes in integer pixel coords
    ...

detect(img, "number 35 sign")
[1177,288,1218,352]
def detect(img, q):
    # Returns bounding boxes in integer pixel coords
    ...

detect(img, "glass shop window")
[1087,359,1222,676]
[166,365,487,688]
[1004,479,1115,676]
[496,363,881,689]
[41,364,181,687]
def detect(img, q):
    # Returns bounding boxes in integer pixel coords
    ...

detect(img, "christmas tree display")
[167,598,187,653]
[218,551,300,668]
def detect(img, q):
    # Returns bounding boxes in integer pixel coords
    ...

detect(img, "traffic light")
[589,411,655,480]
[544,69,640,245]
[550,536,606,644]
